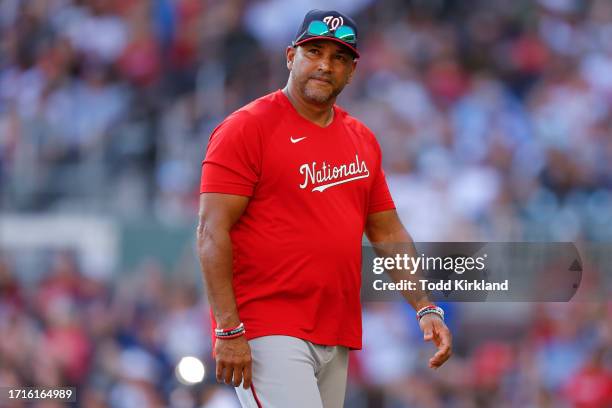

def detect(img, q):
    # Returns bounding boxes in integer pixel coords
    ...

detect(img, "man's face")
[286,40,357,104]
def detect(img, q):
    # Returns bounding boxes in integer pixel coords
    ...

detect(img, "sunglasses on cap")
[293,20,357,45]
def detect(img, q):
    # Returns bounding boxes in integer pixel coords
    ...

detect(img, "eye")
[335,54,348,62]
[308,48,320,55]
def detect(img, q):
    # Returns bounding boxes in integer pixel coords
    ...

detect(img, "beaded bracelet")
[215,322,246,339]
[416,305,445,321]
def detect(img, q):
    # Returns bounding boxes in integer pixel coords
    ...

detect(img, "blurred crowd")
[0,251,610,408]
[0,251,237,408]
[0,0,610,240]
[1,0,612,407]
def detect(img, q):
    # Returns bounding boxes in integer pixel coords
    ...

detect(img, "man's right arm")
[197,192,252,389]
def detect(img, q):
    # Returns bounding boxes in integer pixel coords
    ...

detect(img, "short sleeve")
[368,144,396,214]
[200,111,262,197]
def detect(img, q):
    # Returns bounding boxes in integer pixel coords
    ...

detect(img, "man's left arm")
[365,209,453,369]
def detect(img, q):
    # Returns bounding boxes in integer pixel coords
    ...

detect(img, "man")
[197,9,452,408]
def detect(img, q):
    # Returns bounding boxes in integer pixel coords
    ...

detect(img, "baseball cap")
[292,9,360,58]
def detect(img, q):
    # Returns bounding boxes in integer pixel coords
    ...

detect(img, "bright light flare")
[175,356,206,385]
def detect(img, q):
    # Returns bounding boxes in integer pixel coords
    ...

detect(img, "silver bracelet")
[416,305,445,321]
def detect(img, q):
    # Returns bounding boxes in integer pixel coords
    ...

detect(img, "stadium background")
[1,0,611,407]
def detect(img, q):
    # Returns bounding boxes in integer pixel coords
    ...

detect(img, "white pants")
[235,336,349,408]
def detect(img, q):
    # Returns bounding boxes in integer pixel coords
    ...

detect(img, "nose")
[317,55,332,72]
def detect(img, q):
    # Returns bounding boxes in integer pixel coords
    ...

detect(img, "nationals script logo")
[299,154,370,192]
[323,15,344,31]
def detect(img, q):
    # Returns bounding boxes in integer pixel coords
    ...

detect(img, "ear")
[286,46,296,70]
[346,59,358,84]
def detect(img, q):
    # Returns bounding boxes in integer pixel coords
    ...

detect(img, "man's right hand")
[215,335,253,389]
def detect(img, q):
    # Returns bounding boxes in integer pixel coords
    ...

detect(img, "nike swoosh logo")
[290,136,307,144]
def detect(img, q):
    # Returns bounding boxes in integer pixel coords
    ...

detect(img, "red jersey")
[200,90,395,349]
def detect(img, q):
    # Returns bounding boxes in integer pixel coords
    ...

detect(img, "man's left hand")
[419,314,452,369]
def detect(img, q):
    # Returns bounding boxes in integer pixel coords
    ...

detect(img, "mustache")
[309,75,333,84]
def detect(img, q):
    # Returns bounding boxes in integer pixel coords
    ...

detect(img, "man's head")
[286,10,359,105]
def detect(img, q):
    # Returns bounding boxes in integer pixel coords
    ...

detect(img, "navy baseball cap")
[292,9,360,58]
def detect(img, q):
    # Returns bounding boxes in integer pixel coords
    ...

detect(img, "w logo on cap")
[293,10,360,58]
[323,15,344,31]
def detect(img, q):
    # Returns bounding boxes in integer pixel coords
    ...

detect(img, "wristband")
[216,331,246,340]
[215,322,246,339]
[416,305,444,321]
